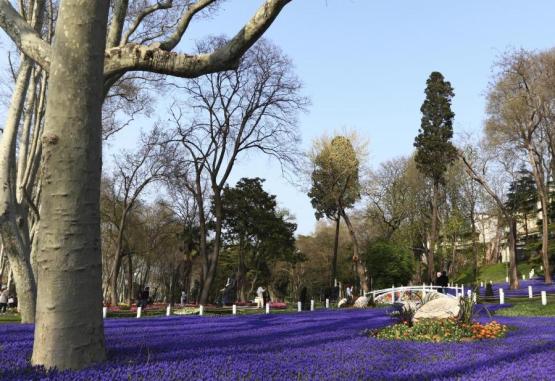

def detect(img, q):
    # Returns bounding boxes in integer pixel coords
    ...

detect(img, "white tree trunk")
[31,0,110,370]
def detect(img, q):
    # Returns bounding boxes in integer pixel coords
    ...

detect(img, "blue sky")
[3,1,555,236]
[158,0,555,236]
[110,0,555,235]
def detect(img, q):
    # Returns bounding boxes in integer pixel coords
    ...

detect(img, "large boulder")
[353,296,370,308]
[414,296,460,321]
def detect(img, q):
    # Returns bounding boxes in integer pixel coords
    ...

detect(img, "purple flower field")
[478,277,555,298]
[1,308,554,380]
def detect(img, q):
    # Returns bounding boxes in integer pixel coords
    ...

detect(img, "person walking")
[437,271,449,294]
[180,291,187,305]
[0,287,8,313]
[345,285,353,303]
[256,286,265,308]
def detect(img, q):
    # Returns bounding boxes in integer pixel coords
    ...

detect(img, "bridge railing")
[365,284,465,304]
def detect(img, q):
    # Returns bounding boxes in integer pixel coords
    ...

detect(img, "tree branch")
[0,0,51,70]
[104,0,291,78]
[159,0,215,51]
[106,0,129,49]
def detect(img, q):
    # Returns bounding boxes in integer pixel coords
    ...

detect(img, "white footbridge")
[365,284,466,304]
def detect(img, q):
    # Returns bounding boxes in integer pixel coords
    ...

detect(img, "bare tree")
[486,49,554,283]
[458,142,521,290]
[0,0,49,324]
[366,157,413,239]
[104,128,165,305]
[166,38,306,304]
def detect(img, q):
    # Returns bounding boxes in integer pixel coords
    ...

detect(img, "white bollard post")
[199,305,204,316]
[232,304,237,315]
[166,305,171,317]
[325,298,330,309]
[480,281,484,288]
[102,307,107,319]
[528,286,533,299]
[136,306,142,318]
[310,300,315,311]
[298,301,302,312]
[542,291,547,306]
[461,284,465,297]
[266,303,270,314]
[499,289,505,305]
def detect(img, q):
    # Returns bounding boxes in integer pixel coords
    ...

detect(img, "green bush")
[364,240,414,289]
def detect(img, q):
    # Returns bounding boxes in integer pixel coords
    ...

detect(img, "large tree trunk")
[109,207,130,305]
[339,207,369,292]
[528,149,552,284]
[508,218,519,290]
[109,250,123,306]
[199,217,222,304]
[31,0,109,370]
[1,232,36,323]
[331,215,340,288]
[471,209,479,283]
[428,180,439,282]
[126,253,133,306]
[0,59,37,324]
[539,195,552,284]
[199,194,222,305]
[237,236,247,302]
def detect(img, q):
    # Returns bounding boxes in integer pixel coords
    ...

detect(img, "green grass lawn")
[496,300,555,317]
[454,262,542,285]
[0,312,21,324]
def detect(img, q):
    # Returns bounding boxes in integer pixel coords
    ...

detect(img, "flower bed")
[269,302,287,309]
[368,318,507,342]
[1,308,555,380]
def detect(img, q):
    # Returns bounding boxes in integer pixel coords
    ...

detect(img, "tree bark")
[0,231,36,322]
[470,208,479,283]
[508,218,519,290]
[339,207,369,292]
[528,149,552,284]
[31,0,109,370]
[109,208,129,306]
[428,180,439,282]
[237,236,247,302]
[126,253,133,306]
[199,192,222,304]
[331,215,340,288]
[538,193,552,284]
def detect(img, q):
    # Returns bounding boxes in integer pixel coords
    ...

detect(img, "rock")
[353,296,370,308]
[413,296,460,321]
[337,298,348,308]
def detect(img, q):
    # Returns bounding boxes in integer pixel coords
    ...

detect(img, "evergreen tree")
[221,178,296,301]
[505,168,538,241]
[414,71,457,281]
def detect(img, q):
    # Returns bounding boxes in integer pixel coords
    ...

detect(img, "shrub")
[363,240,414,289]
[368,318,507,342]
[458,296,475,325]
